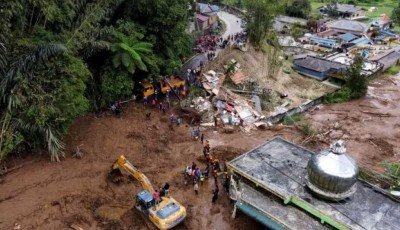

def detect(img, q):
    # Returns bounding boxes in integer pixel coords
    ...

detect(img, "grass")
[384,65,400,75]
[282,113,304,125]
[323,87,351,104]
[310,0,398,19]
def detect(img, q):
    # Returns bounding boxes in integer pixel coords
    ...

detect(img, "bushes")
[283,113,304,125]
[324,87,351,104]
[384,65,400,75]
[100,67,134,107]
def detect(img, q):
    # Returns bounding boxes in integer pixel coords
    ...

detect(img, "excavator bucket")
[109,159,124,184]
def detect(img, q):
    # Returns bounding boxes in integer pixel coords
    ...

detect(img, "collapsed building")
[227,137,400,230]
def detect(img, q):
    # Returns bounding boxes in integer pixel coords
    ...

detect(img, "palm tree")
[110,32,154,74]
[0,44,67,163]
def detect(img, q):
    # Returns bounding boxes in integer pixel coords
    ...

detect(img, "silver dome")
[306,140,359,201]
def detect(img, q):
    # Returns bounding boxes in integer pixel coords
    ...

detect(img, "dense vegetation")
[0,0,194,163]
[324,55,368,104]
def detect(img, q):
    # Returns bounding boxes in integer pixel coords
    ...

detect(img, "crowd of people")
[183,135,230,204]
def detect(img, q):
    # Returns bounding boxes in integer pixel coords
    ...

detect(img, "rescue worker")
[194,182,199,195]
[164,182,170,197]
[212,186,219,203]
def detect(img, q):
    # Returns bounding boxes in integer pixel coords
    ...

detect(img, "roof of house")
[273,20,288,31]
[369,49,400,65]
[294,56,348,72]
[275,16,307,26]
[196,14,208,22]
[320,4,363,13]
[228,137,400,230]
[327,20,370,34]
[337,33,358,42]
[198,3,219,16]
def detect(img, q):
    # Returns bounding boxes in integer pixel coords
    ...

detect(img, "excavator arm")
[111,155,155,194]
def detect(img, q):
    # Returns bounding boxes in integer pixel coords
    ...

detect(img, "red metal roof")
[230,71,248,85]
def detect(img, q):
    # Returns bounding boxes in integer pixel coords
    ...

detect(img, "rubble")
[191,97,211,113]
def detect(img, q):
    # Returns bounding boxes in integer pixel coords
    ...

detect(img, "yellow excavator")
[110,155,186,229]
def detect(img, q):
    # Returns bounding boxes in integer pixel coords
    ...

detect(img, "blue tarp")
[353,37,372,45]
[338,33,358,42]
[379,30,397,37]
[310,37,337,47]
[374,35,385,41]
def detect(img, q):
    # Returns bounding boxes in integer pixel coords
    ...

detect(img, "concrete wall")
[262,96,326,124]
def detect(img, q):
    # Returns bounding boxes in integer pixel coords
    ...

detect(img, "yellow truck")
[159,76,185,94]
[140,82,155,98]
[139,76,185,99]
[110,155,186,229]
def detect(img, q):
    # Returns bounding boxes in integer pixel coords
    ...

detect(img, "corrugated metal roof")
[337,33,358,42]
[230,71,249,85]
[198,3,219,14]
[275,16,307,26]
[327,20,369,34]
[319,4,362,13]
[294,56,348,72]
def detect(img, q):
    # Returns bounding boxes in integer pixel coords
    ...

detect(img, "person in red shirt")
[153,190,160,205]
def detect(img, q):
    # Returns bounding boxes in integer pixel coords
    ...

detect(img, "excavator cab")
[136,190,155,214]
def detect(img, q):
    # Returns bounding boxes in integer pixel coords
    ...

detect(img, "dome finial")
[330,140,346,154]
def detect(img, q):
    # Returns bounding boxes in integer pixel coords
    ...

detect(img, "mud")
[304,73,400,172]
[1,74,398,229]
[0,102,295,230]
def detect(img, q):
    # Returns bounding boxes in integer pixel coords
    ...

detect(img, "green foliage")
[244,0,284,48]
[391,1,400,24]
[346,55,368,99]
[326,0,340,17]
[110,31,155,74]
[290,23,308,39]
[385,65,400,75]
[298,122,318,137]
[0,0,194,163]
[0,44,90,162]
[283,113,304,125]
[188,85,205,98]
[382,161,400,190]
[123,0,193,74]
[286,0,311,18]
[324,87,351,104]
[99,67,134,107]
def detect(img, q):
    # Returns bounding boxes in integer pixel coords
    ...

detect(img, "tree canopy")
[392,1,400,25]
[244,0,284,48]
[346,55,368,99]
[0,0,193,163]
[286,0,311,19]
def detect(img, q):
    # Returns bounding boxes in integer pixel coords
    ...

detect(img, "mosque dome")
[306,140,359,201]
